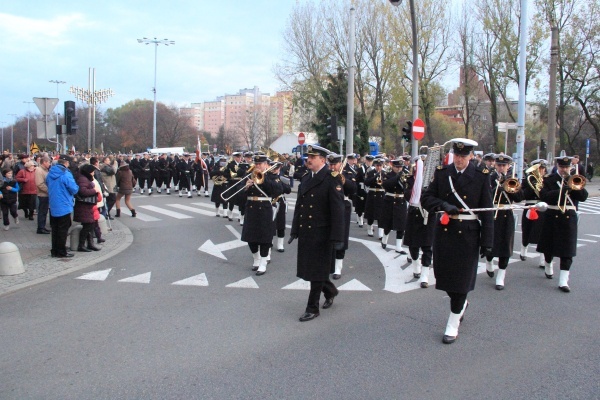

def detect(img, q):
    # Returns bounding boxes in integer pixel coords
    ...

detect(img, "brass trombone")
[502,162,522,193]
[220,164,277,202]
[557,164,586,213]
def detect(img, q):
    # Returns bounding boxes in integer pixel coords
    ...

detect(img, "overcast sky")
[0,0,298,124]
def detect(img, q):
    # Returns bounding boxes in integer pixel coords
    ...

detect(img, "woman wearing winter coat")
[115,163,136,217]
[16,161,37,219]
[100,156,118,218]
[74,164,101,252]
[1,169,20,230]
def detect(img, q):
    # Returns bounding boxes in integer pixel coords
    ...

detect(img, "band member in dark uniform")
[235,152,254,225]
[290,145,345,322]
[328,153,357,280]
[129,154,141,192]
[403,156,435,287]
[484,155,524,290]
[482,153,496,173]
[292,155,308,181]
[224,152,243,221]
[520,159,547,267]
[364,158,386,238]
[138,153,154,195]
[354,154,373,227]
[210,157,229,217]
[241,154,282,276]
[177,153,193,198]
[270,161,291,253]
[154,154,171,194]
[379,158,408,250]
[421,138,493,344]
[169,154,179,192]
[193,152,207,197]
[536,156,588,292]
[200,152,211,197]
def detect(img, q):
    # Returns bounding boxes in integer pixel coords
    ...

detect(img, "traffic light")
[326,115,338,141]
[540,139,547,151]
[402,120,412,141]
[64,101,78,134]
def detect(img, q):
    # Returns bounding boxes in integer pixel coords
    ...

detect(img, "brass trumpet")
[502,162,521,193]
[376,171,383,186]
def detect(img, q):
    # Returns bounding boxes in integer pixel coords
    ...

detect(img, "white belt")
[409,203,420,207]
[546,205,576,211]
[524,200,538,205]
[369,188,385,192]
[448,214,478,220]
[344,196,351,201]
[247,196,270,202]
[385,193,404,198]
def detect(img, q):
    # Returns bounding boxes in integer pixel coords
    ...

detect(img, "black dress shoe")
[496,284,504,290]
[322,297,335,309]
[77,246,92,252]
[545,273,553,279]
[299,312,319,322]
[97,238,106,243]
[486,270,495,278]
[277,249,284,253]
[55,252,74,258]
[87,245,101,251]
[559,285,570,293]
[255,270,265,276]
[42,228,51,233]
[520,255,526,261]
[37,230,50,234]
[332,274,341,280]
[442,335,457,344]
[252,266,258,271]
[420,282,429,288]
[381,243,387,249]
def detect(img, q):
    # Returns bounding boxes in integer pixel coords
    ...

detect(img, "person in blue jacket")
[46,154,79,258]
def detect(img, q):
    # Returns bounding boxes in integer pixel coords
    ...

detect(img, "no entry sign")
[298,132,306,145]
[413,118,425,141]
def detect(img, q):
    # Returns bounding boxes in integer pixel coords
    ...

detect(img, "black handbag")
[75,194,97,204]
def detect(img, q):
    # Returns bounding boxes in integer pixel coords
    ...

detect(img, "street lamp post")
[8,114,17,154]
[49,80,66,124]
[23,101,34,154]
[0,122,5,151]
[137,37,175,149]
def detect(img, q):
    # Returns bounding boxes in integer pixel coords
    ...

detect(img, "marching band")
[125,140,588,342]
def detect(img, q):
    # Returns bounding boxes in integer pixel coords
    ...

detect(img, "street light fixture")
[49,80,66,124]
[137,37,175,149]
[0,121,5,152]
[8,114,17,154]
[23,101,34,154]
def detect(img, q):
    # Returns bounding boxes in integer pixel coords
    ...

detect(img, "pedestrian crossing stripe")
[118,272,151,283]
[172,273,209,286]
[138,205,193,219]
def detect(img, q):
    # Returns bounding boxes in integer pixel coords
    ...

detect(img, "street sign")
[413,118,425,141]
[36,120,56,139]
[298,132,306,145]
[586,138,590,156]
[33,97,58,115]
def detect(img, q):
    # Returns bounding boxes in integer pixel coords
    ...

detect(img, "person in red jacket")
[16,161,38,220]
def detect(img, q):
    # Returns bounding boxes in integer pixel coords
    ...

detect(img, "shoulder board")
[437,165,447,170]
[481,168,489,174]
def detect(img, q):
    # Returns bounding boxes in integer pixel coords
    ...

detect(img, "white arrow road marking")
[338,279,371,291]
[225,225,241,239]
[76,268,112,281]
[118,272,151,283]
[226,277,259,288]
[131,212,161,222]
[167,204,218,217]
[172,273,209,286]
[586,234,600,238]
[138,205,193,219]
[282,279,311,290]
[198,225,245,259]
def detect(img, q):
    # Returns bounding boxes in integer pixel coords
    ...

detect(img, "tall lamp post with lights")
[8,114,17,154]
[49,80,66,124]
[137,37,175,149]
[0,122,5,152]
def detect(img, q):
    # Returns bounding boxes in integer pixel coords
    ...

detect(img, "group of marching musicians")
[202,141,588,342]
[128,151,212,197]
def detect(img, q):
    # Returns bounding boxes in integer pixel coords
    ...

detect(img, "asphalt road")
[1,190,599,399]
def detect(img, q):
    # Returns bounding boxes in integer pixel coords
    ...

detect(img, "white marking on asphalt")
[138,205,193,219]
[118,272,151,283]
[586,234,600,238]
[167,204,217,217]
[132,212,161,222]
[172,273,209,286]
[76,268,112,281]
[226,277,259,288]
[225,225,241,239]
[282,279,311,290]
[338,279,372,291]
[576,238,596,242]
[198,238,246,260]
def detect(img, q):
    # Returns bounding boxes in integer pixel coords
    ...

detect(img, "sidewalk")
[0,217,133,297]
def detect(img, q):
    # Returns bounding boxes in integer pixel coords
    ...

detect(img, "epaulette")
[437,165,448,170]
[479,168,489,174]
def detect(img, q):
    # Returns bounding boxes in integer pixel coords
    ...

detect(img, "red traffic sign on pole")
[413,118,425,141]
[298,132,306,145]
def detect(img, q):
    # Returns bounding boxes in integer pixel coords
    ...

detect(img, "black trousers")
[306,280,338,314]
[544,254,573,271]
[50,214,72,255]
[37,196,50,230]
[409,246,432,266]
[248,242,270,257]
[447,292,467,314]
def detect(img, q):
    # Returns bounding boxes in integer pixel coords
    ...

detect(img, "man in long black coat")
[536,156,588,292]
[290,145,345,322]
[421,139,493,344]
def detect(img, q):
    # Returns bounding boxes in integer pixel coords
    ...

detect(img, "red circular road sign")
[413,118,425,141]
[298,132,306,145]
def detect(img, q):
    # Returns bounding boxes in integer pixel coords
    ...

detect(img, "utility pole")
[547,26,558,164]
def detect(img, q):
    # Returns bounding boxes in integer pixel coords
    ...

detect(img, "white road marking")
[76,268,112,281]
[338,279,372,291]
[198,239,246,260]
[138,205,193,219]
[226,277,259,288]
[225,225,241,239]
[118,272,151,283]
[167,204,217,217]
[132,212,161,222]
[577,238,597,242]
[172,273,209,287]
[282,279,310,290]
